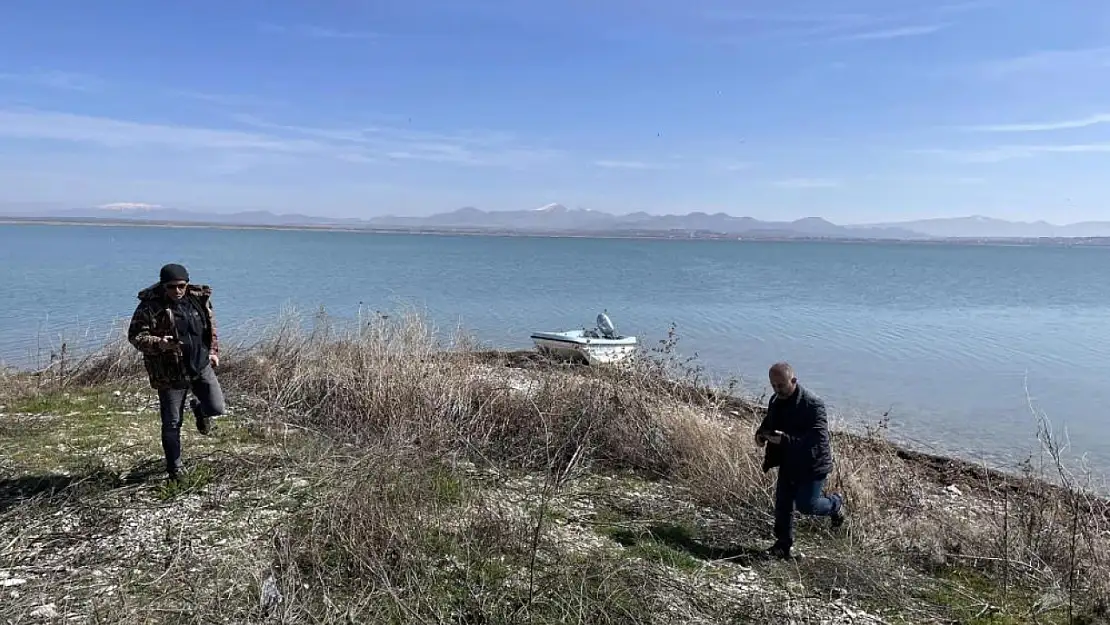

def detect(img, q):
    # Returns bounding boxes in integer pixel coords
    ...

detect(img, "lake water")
[2,223,1109,478]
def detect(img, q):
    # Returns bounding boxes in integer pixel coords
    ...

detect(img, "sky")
[1,0,1109,223]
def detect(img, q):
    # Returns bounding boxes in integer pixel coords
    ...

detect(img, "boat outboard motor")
[596,311,617,339]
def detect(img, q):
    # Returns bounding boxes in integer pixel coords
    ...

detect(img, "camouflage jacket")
[127,283,220,389]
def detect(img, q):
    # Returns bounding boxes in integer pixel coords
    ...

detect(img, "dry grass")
[4,309,1109,624]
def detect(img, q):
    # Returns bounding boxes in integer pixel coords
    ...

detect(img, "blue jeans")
[773,473,842,550]
[156,365,225,472]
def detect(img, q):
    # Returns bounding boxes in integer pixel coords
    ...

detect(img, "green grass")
[429,466,467,505]
[1,382,266,489]
[599,519,705,571]
[0,387,140,467]
[8,387,131,415]
[921,566,1073,625]
[626,538,703,571]
[155,462,218,500]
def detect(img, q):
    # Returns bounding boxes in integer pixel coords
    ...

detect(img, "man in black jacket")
[128,263,225,480]
[756,362,846,559]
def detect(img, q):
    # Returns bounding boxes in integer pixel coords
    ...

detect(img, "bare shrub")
[269,447,665,624]
[6,309,1109,622]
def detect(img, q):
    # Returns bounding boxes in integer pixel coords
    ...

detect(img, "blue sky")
[1,0,1109,223]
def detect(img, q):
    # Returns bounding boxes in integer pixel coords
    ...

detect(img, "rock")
[260,573,282,615]
[1,578,27,587]
[30,603,58,619]
[113,391,122,397]
[944,484,962,497]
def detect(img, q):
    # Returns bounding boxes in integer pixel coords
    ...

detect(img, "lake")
[2,223,1108,478]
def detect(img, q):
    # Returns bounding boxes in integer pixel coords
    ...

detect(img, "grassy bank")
[1,312,1107,624]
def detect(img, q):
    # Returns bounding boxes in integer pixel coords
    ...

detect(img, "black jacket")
[757,385,834,478]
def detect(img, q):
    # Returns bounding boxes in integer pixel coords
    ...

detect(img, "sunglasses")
[165,282,189,290]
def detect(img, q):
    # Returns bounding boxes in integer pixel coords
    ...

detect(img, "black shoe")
[766,543,793,560]
[168,465,188,481]
[191,399,212,435]
[831,495,847,529]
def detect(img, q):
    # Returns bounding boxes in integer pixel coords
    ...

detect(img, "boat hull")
[530,331,638,366]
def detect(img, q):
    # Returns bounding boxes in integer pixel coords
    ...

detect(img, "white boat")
[531,312,638,365]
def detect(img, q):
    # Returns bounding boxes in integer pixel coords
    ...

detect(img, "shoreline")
[5,342,1104,495]
[4,217,1110,247]
[472,349,1108,498]
[7,344,1103,502]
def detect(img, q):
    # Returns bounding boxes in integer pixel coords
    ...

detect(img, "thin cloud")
[712,159,753,172]
[0,70,104,91]
[303,26,378,40]
[0,108,560,168]
[702,10,875,27]
[231,114,376,143]
[695,9,889,47]
[258,22,377,40]
[834,23,948,41]
[930,176,986,185]
[704,1,990,26]
[934,0,998,14]
[866,173,986,185]
[387,143,561,167]
[964,113,1110,133]
[231,114,558,166]
[702,5,964,46]
[173,90,281,109]
[978,46,1110,78]
[916,143,1110,163]
[594,159,668,170]
[772,177,842,189]
[0,109,326,152]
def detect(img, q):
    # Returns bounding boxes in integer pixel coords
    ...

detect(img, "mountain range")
[363,203,925,238]
[3,203,1109,240]
[866,215,1110,239]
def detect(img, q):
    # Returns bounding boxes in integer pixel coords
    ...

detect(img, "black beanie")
[159,263,190,284]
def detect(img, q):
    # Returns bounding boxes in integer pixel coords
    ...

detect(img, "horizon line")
[0,204,1094,228]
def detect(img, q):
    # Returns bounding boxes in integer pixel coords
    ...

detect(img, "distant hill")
[867,215,1110,239]
[5,204,1107,240]
[366,204,926,239]
[1,203,925,239]
[0,204,365,227]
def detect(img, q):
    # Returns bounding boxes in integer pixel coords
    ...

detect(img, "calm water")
[2,223,1109,476]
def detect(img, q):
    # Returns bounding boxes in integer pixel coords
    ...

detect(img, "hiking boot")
[831,494,847,530]
[168,465,188,481]
[191,398,213,436]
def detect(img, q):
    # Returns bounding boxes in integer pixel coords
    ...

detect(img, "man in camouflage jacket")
[128,263,225,479]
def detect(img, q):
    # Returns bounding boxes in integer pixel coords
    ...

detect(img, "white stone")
[30,604,58,619]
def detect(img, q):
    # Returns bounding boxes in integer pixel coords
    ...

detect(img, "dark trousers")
[773,473,841,550]
[157,365,225,472]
